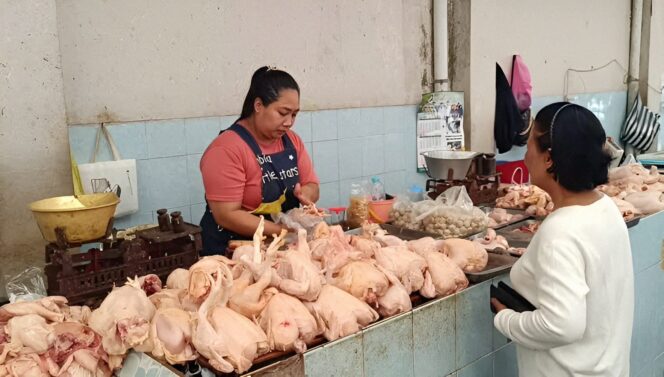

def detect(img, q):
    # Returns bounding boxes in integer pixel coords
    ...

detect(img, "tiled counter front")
[628,212,664,377]
[242,277,516,377]
[242,210,664,377]
[301,278,518,377]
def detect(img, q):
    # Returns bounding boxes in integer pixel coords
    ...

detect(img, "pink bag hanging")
[510,55,532,112]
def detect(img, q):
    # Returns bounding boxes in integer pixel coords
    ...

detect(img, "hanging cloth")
[510,55,533,112]
[494,63,526,153]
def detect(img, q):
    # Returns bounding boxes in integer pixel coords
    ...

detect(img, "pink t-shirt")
[200,126,318,211]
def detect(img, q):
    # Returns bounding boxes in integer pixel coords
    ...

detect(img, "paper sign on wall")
[416,91,465,171]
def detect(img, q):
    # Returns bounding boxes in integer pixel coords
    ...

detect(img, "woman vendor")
[199,66,320,256]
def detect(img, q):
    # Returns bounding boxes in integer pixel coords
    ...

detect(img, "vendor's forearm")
[214,210,284,238]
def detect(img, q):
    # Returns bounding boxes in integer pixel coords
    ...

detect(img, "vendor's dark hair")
[238,66,300,120]
[533,102,612,192]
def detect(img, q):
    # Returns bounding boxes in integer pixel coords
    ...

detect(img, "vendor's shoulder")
[208,128,245,149]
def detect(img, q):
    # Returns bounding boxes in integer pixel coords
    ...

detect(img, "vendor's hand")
[294,183,314,206]
[280,223,294,233]
[491,298,508,313]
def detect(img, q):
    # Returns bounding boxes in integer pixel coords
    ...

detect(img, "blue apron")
[199,123,301,256]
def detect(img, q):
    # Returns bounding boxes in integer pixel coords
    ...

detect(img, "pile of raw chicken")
[0,218,491,375]
[495,164,664,221]
[599,164,664,220]
[0,275,159,376]
[495,184,554,217]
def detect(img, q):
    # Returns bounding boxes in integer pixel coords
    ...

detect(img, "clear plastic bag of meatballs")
[416,186,488,239]
[389,195,420,230]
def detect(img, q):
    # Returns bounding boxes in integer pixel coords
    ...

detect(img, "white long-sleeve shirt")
[494,194,634,377]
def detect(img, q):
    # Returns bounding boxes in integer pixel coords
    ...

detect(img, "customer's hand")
[491,298,508,313]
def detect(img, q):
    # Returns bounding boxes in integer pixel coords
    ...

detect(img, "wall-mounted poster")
[416,91,465,171]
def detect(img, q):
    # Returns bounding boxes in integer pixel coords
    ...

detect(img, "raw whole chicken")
[187,255,236,304]
[149,289,187,310]
[88,278,156,365]
[330,260,389,307]
[373,246,427,293]
[308,237,332,262]
[4,314,54,355]
[136,274,162,296]
[406,237,443,254]
[45,321,111,377]
[474,228,509,252]
[416,250,469,298]
[624,191,664,215]
[375,266,412,317]
[232,245,256,265]
[440,238,488,272]
[304,285,379,341]
[0,353,49,377]
[608,163,651,182]
[496,184,553,216]
[646,182,664,192]
[230,220,284,318]
[486,208,525,228]
[149,308,197,365]
[258,291,321,353]
[270,229,325,302]
[349,236,381,259]
[360,222,406,247]
[373,234,406,247]
[166,268,190,290]
[315,226,364,279]
[191,265,268,374]
[312,221,331,239]
[228,266,274,319]
[610,196,642,221]
[597,184,623,197]
[63,305,92,325]
[0,296,68,322]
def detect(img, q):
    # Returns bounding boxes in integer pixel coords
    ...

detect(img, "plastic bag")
[272,205,326,233]
[6,267,47,303]
[347,181,371,228]
[390,195,420,230]
[416,186,488,239]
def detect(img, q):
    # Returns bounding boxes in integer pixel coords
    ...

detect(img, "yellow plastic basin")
[29,193,120,244]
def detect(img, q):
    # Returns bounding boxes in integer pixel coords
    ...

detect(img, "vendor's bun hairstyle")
[239,66,300,120]
[533,102,612,192]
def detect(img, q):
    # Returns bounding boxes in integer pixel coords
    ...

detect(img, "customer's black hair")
[238,66,300,120]
[532,102,612,192]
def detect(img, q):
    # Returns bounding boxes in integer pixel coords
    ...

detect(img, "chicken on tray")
[0,296,113,377]
[1,213,496,375]
[497,163,664,221]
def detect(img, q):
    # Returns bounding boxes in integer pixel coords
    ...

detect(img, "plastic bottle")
[407,184,424,202]
[370,176,386,201]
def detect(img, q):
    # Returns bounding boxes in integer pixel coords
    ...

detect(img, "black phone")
[490,282,536,313]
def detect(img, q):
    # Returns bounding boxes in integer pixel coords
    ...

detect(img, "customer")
[491,102,634,376]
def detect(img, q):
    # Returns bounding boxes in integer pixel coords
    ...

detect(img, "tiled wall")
[68,105,427,229]
[497,91,628,162]
[68,91,629,229]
